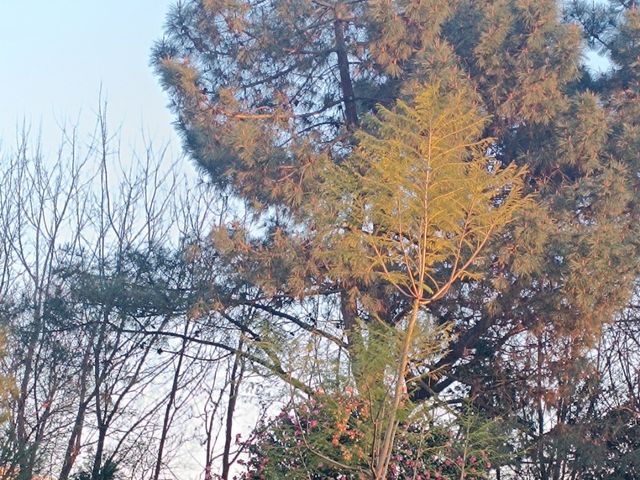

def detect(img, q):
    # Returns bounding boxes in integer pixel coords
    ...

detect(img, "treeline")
[0,116,269,479]
[2,0,640,479]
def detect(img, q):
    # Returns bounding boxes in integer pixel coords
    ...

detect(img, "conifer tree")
[154,0,640,477]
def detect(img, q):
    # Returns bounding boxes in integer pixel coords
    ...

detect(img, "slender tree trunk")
[204,405,216,480]
[91,425,108,480]
[91,309,111,480]
[333,11,358,130]
[221,338,245,480]
[537,335,548,480]
[152,320,189,480]
[16,312,42,480]
[374,299,421,480]
[59,341,94,480]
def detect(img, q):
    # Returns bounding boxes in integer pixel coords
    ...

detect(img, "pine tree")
[154,1,640,477]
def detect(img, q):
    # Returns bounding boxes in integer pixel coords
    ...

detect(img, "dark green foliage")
[73,459,118,480]
[241,397,501,480]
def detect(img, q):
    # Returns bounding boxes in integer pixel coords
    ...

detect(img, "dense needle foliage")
[152,0,640,477]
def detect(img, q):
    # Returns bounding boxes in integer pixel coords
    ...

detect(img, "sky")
[0,0,180,153]
[0,2,612,157]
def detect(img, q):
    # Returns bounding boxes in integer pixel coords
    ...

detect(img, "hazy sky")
[0,2,611,154]
[0,0,179,151]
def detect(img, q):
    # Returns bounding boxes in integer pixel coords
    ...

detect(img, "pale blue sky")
[0,0,179,150]
[0,2,611,154]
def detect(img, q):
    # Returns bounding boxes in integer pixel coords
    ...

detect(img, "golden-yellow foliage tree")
[313,85,528,479]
